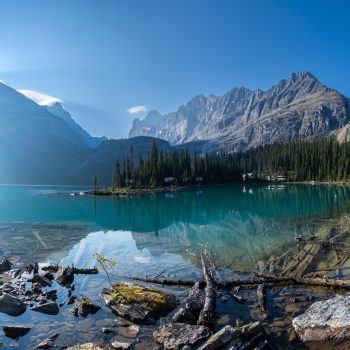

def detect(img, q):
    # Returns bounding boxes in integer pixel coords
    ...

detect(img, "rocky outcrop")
[129,72,350,151]
[0,293,26,316]
[153,322,211,350]
[293,295,350,343]
[31,301,59,315]
[3,325,31,339]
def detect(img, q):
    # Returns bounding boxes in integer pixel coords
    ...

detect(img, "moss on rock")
[111,282,176,314]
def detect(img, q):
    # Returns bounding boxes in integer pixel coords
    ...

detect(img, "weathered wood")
[257,283,266,313]
[42,265,98,275]
[283,227,332,277]
[256,272,350,289]
[117,274,200,287]
[197,255,216,326]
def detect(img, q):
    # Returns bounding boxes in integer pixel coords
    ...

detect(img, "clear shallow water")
[1,184,350,348]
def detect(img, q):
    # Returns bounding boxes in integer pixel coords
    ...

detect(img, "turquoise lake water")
[1,184,350,271]
[1,184,350,348]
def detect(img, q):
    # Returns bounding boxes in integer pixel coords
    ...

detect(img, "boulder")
[293,295,350,342]
[101,283,177,324]
[31,301,59,315]
[0,293,26,316]
[56,267,74,286]
[185,282,205,315]
[153,322,211,350]
[172,307,197,324]
[71,298,101,317]
[3,325,31,339]
[29,274,52,287]
[0,259,12,273]
[197,325,238,350]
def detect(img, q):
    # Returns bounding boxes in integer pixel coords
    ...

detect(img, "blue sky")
[0,0,349,138]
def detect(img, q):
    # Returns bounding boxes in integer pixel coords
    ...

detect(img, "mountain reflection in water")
[1,184,350,269]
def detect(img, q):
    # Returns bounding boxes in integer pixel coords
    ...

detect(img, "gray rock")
[173,307,197,324]
[0,259,12,273]
[197,325,238,350]
[70,298,100,317]
[29,274,52,287]
[293,295,350,342]
[109,302,152,324]
[65,344,103,350]
[110,340,134,349]
[0,293,26,316]
[3,325,31,339]
[31,301,59,315]
[36,334,59,349]
[185,282,205,315]
[66,344,104,350]
[153,322,211,350]
[56,266,74,286]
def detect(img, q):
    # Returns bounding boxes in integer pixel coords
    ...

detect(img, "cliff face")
[129,72,350,151]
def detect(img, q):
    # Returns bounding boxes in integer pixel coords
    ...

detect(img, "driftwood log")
[197,255,216,326]
[255,273,350,289]
[257,283,266,313]
[116,274,200,286]
[42,265,98,274]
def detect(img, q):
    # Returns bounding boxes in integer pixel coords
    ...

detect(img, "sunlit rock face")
[129,72,350,151]
[293,295,350,343]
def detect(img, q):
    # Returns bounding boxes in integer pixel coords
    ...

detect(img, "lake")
[1,183,350,348]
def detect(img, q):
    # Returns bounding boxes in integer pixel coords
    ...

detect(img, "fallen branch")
[257,283,266,314]
[255,272,350,289]
[117,274,200,287]
[198,255,216,326]
[42,265,98,274]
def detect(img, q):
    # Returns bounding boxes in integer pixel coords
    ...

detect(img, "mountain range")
[1,71,350,185]
[129,72,350,151]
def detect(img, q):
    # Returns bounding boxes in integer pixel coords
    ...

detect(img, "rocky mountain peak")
[129,71,350,151]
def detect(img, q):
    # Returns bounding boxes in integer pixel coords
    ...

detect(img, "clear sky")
[0,0,349,138]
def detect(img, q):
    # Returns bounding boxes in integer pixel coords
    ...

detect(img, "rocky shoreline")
[2,253,350,350]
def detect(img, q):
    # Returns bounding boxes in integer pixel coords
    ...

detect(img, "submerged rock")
[0,293,26,316]
[101,282,176,323]
[31,301,59,315]
[293,295,350,342]
[36,334,59,349]
[153,322,211,350]
[172,307,197,324]
[197,325,238,350]
[56,266,74,286]
[3,325,31,339]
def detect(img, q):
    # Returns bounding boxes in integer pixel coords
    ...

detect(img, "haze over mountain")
[129,72,350,151]
[0,81,172,185]
[44,102,106,149]
[2,71,350,185]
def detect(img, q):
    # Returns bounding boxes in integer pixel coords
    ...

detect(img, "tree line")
[105,137,350,190]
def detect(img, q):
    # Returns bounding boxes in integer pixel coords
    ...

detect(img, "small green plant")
[93,252,117,288]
